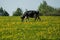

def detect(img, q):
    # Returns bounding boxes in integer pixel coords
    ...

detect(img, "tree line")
[0,7,9,16]
[0,1,60,16]
[38,1,60,16]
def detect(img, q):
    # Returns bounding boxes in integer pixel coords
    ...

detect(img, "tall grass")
[0,16,60,40]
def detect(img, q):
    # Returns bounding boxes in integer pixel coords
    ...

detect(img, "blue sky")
[0,0,60,16]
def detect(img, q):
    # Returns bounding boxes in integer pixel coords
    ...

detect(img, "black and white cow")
[21,10,41,22]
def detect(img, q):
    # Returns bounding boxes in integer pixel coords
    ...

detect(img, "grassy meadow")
[0,16,60,40]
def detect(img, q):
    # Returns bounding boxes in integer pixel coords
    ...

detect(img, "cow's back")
[24,10,39,18]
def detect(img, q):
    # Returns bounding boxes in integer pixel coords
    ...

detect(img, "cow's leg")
[34,16,37,21]
[27,17,29,21]
[37,16,41,21]
[26,16,29,22]
[34,14,37,21]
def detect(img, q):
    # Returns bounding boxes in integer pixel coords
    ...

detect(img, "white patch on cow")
[25,16,27,19]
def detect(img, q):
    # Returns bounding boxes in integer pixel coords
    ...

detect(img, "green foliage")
[13,8,23,16]
[3,10,9,16]
[0,7,3,12]
[0,7,9,16]
[55,8,60,16]
[38,1,60,16]
[0,7,4,16]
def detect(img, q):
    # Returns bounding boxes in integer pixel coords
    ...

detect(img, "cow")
[21,10,41,22]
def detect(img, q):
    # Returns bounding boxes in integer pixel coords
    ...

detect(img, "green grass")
[0,16,60,40]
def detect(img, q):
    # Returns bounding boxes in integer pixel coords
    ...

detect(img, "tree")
[3,10,9,16]
[38,1,55,16]
[0,7,4,16]
[38,1,47,15]
[53,8,60,16]
[0,7,9,16]
[13,8,23,16]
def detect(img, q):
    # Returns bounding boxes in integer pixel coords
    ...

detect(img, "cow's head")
[21,15,25,22]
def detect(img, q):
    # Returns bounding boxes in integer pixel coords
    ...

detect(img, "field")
[0,16,60,40]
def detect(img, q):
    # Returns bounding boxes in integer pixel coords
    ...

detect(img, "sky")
[0,0,60,16]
